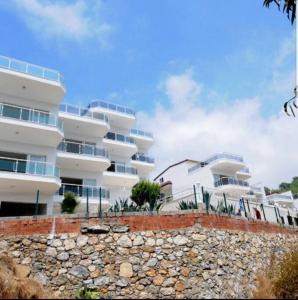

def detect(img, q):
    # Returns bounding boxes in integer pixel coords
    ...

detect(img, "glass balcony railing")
[0,157,60,178]
[267,194,292,200]
[130,129,153,138]
[104,132,135,144]
[59,103,109,123]
[0,55,64,86]
[0,103,63,132]
[58,183,110,199]
[107,162,138,175]
[57,141,108,158]
[251,186,263,192]
[206,152,244,164]
[214,177,249,188]
[238,167,250,173]
[132,154,154,164]
[89,100,135,116]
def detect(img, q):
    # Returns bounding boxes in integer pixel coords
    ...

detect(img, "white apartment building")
[154,153,298,226]
[0,55,155,217]
[154,153,265,204]
[266,191,298,211]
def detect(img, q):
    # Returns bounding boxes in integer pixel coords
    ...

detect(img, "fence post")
[86,188,89,219]
[99,187,102,219]
[193,185,198,209]
[246,199,251,218]
[223,193,229,216]
[34,190,40,218]
[274,206,280,224]
[201,186,205,203]
[260,203,266,222]
[242,198,247,218]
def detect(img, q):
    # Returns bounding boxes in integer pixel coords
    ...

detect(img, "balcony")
[214,177,250,196]
[57,183,110,201]
[103,162,139,187]
[0,103,64,147]
[0,157,60,194]
[0,55,65,104]
[205,152,245,173]
[236,167,251,180]
[59,103,110,138]
[103,132,138,158]
[56,141,110,172]
[251,185,264,195]
[131,153,155,174]
[89,100,136,129]
[130,129,154,151]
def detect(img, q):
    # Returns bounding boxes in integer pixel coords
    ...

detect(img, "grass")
[252,249,298,299]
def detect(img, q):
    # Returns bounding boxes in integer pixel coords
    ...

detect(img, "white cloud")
[12,0,111,43]
[138,70,297,188]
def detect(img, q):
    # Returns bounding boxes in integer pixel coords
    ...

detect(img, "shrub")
[130,180,161,210]
[61,191,79,214]
[178,200,199,210]
[75,285,100,299]
[109,197,140,213]
[210,200,236,215]
[252,249,298,299]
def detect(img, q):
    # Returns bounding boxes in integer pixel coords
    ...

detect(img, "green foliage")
[130,180,161,211]
[75,285,100,299]
[210,200,236,215]
[178,200,199,210]
[109,197,140,213]
[267,176,298,195]
[263,0,296,24]
[61,192,79,214]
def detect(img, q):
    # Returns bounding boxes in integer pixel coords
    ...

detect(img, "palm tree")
[263,0,296,24]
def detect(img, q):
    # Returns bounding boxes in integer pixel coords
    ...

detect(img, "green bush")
[178,200,199,210]
[61,192,79,214]
[75,285,100,299]
[109,197,140,213]
[131,180,161,211]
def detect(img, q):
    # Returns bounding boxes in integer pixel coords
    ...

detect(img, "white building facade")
[0,55,155,217]
[154,153,298,227]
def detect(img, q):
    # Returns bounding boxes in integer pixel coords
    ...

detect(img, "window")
[159,177,164,183]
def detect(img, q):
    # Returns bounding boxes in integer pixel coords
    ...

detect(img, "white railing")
[205,152,244,164]
[104,132,135,144]
[214,177,249,188]
[58,183,110,199]
[59,103,109,123]
[89,100,136,116]
[0,102,63,131]
[57,141,108,158]
[0,55,64,85]
[107,162,138,175]
[130,128,153,138]
[0,156,59,178]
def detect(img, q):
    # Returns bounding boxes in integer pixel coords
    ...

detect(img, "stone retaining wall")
[0,223,297,299]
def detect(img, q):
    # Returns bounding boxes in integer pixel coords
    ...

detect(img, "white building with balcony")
[154,153,266,207]
[266,191,298,211]
[0,55,155,217]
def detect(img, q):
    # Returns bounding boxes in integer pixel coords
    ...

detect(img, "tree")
[279,182,291,191]
[131,180,160,209]
[61,192,79,214]
[263,0,296,24]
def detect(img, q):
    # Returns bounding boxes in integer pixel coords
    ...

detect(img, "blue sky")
[0,0,296,186]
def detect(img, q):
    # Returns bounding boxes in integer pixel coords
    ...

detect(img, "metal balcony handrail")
[0,156,60,178]
[57,141,108,158]
[104,132,135,144]
[89,100,136,116]
[214,177,249,188]
[107,162,138,175]
[132,154,154,164]
[59,103,109,123]
[58,183,110,199]
[205,152,244,164]
[0,102,63,131]
[130,128,153,138]
[0,55,64,85]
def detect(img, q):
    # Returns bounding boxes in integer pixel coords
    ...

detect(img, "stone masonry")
[0,222,297,299]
